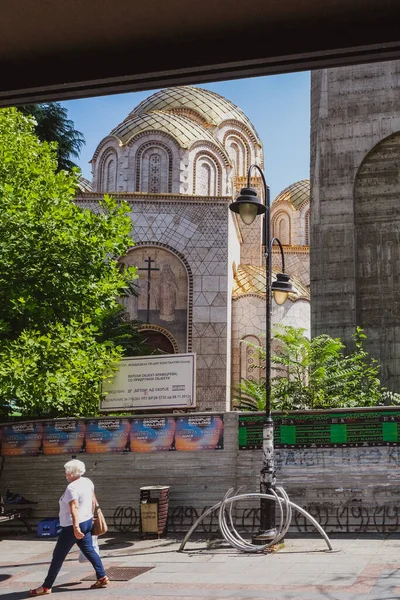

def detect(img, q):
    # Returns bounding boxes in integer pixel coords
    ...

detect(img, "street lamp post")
[229,164,293,542]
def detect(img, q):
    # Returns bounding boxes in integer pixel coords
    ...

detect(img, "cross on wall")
[138,256,160,323]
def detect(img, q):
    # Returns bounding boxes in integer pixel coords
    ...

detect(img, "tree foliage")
[237,325,386,411]
[19,103,85,171]
[0,108,137,418]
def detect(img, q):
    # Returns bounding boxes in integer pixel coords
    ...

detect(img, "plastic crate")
[37,517,61,537]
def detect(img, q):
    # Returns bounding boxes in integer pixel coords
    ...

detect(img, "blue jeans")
[43,518,106,588]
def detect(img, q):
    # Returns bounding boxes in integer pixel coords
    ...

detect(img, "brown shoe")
[90,576,109,589]
[29,587,51,596]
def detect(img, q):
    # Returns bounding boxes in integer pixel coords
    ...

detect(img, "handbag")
[92,494,108,536]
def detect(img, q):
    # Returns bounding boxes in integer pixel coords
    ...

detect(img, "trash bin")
[140,486,170,538]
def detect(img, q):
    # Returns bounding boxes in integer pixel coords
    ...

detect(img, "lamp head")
[229,186,266,225]
[272,273,293,305]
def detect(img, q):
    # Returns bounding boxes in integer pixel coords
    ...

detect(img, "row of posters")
[0,415,224,456]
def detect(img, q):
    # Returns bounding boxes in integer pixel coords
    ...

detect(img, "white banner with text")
[100,353,196,411]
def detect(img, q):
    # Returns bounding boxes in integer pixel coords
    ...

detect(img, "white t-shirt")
[59,476,94,527]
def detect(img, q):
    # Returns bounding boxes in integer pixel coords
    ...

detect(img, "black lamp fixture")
[229,164,293,543]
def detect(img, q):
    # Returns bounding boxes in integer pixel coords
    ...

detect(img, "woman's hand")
[74,525,84,540]
[69,499,84,539]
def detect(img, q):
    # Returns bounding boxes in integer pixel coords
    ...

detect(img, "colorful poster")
[175,415,224,451]
[130,417,176,452]
[85,419,130,453]
[42,421,86,455]
[0,422,43,456]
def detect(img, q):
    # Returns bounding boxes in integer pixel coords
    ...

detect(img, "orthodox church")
[76,86,310,411]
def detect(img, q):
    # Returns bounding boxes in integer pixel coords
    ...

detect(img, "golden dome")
[77,176,93,192]
[273,180,310,210]
[110,110,228,154]
[131,86,262,144]
[233,264,309,301]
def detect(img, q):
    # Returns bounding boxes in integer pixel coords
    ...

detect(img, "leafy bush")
[236,326,384,411]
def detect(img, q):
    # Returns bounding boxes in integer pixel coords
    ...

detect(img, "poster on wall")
[130,417,176,452]
[0,422,43,456]
[100,353,196,411]
[42,421,86,455]
[85,419,130,453]
[0,413,225,456]
[175,415,224,451]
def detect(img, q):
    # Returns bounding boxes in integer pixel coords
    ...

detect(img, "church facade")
[76,86,310,411]
[311,60,400,392]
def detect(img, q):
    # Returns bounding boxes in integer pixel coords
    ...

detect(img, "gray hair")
[64,459,86,477]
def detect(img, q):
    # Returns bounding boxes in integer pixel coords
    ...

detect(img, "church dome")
[131,86,261,144]
[110,110,228,153]
[232,265,309,301]
[91,85,263,196]
[273,179,310,210]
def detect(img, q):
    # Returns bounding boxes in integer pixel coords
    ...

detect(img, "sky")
[63,71,310,201]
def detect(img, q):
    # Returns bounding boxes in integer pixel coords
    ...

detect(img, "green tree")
[0,108,136,418]
[236,326,383,411]
[98,304,151,357]
[19,103,85,171]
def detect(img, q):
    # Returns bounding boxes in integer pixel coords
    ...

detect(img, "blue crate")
[37,517,61,537]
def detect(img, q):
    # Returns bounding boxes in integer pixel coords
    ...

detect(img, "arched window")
[148,153,161,193]
[99,150,118,192]
[224,131,250,177]
[194,155,219,196]
[240,335,262,385]
[272,211,291,245]
[136,144,172,193]
[198,162,212,196]
[228,140,245,176]
[305,209,310,245]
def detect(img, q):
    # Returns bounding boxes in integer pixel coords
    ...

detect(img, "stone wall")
[311,60,400,390]
[2,410,400,535]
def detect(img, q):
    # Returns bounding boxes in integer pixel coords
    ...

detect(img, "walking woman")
[29,459,109,596]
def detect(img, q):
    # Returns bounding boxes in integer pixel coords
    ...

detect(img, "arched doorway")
[140,327,178,354]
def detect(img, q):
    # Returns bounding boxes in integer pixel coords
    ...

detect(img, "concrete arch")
[353,130,400,390]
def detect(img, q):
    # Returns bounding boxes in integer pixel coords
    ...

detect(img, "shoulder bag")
[92,493,108,536]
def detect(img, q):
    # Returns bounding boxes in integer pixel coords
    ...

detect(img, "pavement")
[1,531,400,600]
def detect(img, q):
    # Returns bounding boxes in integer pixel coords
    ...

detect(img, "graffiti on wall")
[112,500,400,534]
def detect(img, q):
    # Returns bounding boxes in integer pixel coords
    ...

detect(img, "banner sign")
[0,414,223,456]
[100,353,196,412]
[238,410,400,449]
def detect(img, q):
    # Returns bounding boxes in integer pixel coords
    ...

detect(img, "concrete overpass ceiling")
[0,0,400,105]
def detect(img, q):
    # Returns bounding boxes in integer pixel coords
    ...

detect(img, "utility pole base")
[251,529,278,545]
